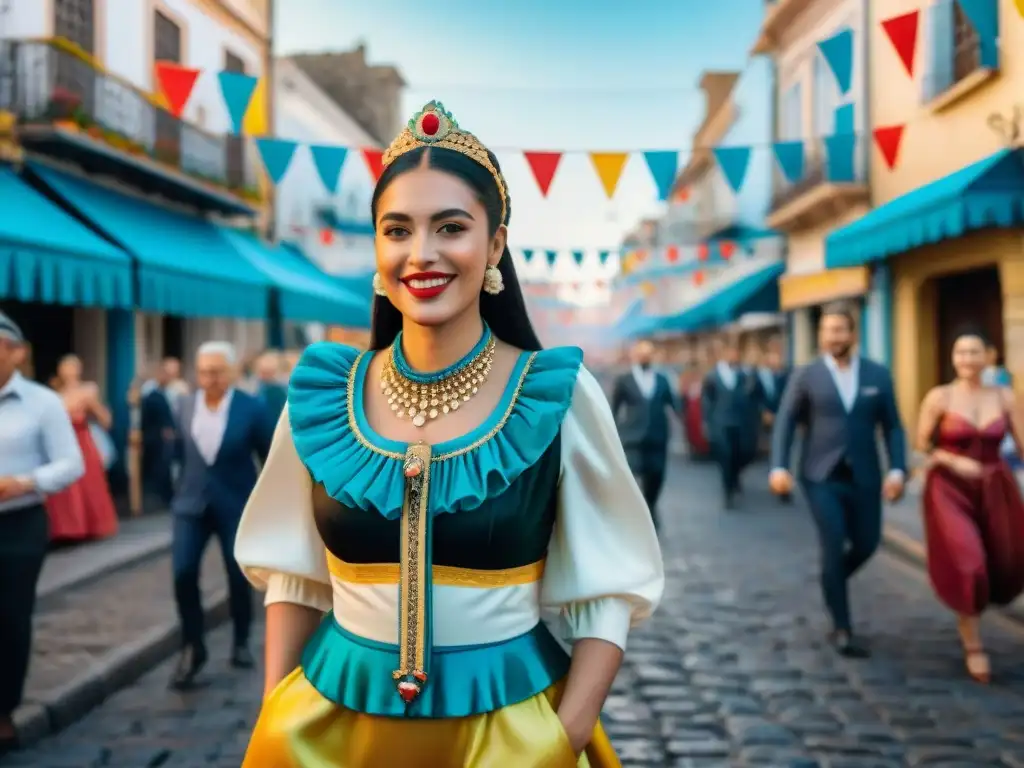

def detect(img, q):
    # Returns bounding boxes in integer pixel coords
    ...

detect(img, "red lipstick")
[401,272,455,300]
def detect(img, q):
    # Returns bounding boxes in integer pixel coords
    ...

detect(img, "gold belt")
[325,551,546,588]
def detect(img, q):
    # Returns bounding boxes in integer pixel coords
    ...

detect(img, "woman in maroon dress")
[45,355,119,542]
[917,329,1024,683]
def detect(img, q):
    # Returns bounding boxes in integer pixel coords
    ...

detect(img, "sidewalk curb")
[882,524,1024,626]
[14,589,229,749]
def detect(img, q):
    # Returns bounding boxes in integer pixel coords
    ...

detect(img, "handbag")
[89,421,117,470]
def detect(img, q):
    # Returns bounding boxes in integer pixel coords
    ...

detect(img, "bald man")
[611,340,680,526]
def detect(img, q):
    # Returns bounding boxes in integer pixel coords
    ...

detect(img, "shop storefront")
[825,147,1024,430]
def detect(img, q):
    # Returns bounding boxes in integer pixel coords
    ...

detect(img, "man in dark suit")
[611,340,679,527]
[701,336,763,509]
[169,342,273,689]
[770,302,906,657]
[758,346,792,504]
[140,359,178,507]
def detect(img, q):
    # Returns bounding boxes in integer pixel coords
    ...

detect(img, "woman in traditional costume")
[235,101,664,767]
[917,328,1024,683]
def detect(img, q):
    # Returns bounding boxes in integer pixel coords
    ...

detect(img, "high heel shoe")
[963,646,991,684]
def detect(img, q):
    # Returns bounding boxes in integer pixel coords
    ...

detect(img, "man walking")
[253,350,287,424]
[140,359,178,507]
[0,312,83,753]
[769,302,906,657]
[611,339,679,527]
[701,336,762,509]
[169,341,273,689]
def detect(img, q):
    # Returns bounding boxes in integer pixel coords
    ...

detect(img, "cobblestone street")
[5,459,1024,767]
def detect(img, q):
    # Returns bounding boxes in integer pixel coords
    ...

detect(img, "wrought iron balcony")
[0,39,261,215]
[767,150,868,232]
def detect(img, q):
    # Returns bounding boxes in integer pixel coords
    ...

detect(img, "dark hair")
[820,301,856,331]
[367,147,543,352]
[951,324,991,348]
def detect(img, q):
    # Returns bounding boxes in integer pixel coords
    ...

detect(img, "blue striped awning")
[29,164,271,319]
[0,168,132,307]
[220,230,371,328]
[826,148,1024,269]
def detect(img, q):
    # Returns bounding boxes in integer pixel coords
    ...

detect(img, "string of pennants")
[150,0,1010,201]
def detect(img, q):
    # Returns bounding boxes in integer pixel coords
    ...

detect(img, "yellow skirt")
[243,667,621,768]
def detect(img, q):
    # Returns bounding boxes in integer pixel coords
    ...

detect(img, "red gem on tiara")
[421,112,440,136]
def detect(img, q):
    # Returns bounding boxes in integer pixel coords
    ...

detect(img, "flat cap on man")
[0,311,24,344]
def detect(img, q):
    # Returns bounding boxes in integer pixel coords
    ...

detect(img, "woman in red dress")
[917,329,1024,683]
[45,355,119,542]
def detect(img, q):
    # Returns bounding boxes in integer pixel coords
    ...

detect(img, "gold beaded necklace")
[380,336,496,428]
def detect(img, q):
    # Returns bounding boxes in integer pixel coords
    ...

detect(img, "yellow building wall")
[892,231,1024,435]
[869,0,1023,204]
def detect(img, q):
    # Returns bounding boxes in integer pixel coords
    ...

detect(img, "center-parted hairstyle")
[368,101,542,352]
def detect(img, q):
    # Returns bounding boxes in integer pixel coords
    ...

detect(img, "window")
[54,0,95,52]
[225,51,246,189]
[153,10,182,166]
[923,0,998,102]
[812,52,838,138]
[779,83,802,141]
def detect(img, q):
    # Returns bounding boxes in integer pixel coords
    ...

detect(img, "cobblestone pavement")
[6,460,1024,767]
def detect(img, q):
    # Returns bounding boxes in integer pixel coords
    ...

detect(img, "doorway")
[936,266,1003,384]
[0,300,75,384]
[161,315,184,360]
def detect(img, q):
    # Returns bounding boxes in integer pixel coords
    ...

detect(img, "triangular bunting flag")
[255,138,298,184]
[693,271,705,287]
[361,148,385,181]
[598,250,610,265]
[824,134,857,182]
[881,11,920,77]
[521,248,534,264]
[665,245,680,263]
[154,61,200,118]
[817,28,854,95]
[957,0,999,66]
[524,152,562,197]
[572,250,585,266]
[589,153,629,198]
[217,71,258,134]
[719,241,736,260]
[1016,0,1024,18]
[712,146,752,193]
[697,244,709,262]
[544,250,559,267]
[873,125,905,170]
[643,151,678,201]
[310,146,349,194]
[673,185,690,202]
[772,141,805,183]
[242,77,268,136]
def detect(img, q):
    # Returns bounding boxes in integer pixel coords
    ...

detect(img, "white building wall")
[273,57,379,276]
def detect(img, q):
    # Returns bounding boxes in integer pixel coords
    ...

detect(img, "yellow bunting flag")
[641,282,655,297]
[243,77,269,136]
[589,152,629,198]
[1016,0,1023,17]
[620,250,636,276]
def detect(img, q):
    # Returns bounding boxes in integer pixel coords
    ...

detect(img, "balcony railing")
[769,141,867,214]
[0,39,262,206]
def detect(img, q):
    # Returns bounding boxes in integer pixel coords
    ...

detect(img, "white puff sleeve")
[540,366,664,652]
[234,405,333,613]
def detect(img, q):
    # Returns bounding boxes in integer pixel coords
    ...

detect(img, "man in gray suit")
[769,302,906,657]
[169,342,273,689]
[701,336,763,509]
[611,340,679,527]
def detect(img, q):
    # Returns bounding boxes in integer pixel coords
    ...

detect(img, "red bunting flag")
[873,125,906,170]
[665,245,680,263]
[720,241,736,260]
[361,148,385,181]
[320,228,334,246]
[697,243,709,262]
[881,11,920,78]
[524,152,563,197]
[673,185,690,202]
[693,271,705,286]
[154,61,201,118]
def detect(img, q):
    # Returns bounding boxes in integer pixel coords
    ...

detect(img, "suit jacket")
[257,381,287,424]
[758,368,790,414]
[611,368,678,451]
[770,356,906,487]
[141,388,175,450]
[171,390,273,518]
[701,366,764,435]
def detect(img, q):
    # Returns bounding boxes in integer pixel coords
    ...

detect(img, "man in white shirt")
[769,302,906,657]
[168,342,273,690]
[0,312,84,753]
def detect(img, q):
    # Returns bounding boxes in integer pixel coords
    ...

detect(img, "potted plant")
[47,86,82,127]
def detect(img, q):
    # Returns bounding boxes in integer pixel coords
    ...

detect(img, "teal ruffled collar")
[287,341,583,519]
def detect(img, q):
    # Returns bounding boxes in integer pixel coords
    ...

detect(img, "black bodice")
[312,437,562,570]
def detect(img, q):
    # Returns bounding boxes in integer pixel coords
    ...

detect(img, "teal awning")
[0,168,132,307]
[219,230,371,328]
[29,164,271,319]
[638,261,785,336]
[826,148,1024,269]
